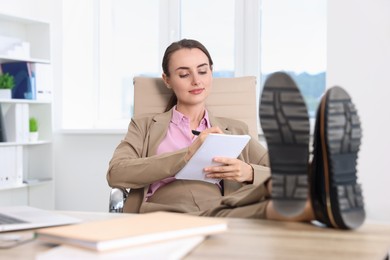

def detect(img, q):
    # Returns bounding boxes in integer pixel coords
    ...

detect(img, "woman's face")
[164,48,213,109]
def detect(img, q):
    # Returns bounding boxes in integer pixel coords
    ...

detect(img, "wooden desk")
[2,211,390,260]
[189,219,390,260]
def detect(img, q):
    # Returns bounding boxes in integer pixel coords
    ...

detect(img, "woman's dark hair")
[162,39,213,111]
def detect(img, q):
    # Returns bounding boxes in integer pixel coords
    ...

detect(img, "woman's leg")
[266,200,314,222]
[265,180,314,222]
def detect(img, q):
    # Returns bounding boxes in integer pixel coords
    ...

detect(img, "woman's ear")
[162,73,171,89]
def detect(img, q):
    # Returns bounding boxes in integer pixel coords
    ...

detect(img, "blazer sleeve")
[106,117,188,189]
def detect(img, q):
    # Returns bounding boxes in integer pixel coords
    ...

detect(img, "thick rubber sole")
[320,86,365,229]
[260,72,310,217]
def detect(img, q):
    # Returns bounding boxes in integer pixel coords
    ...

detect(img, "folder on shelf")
[0,146,23,187]
[36,212,228,252]
[32,63,53,101]
[0,105,6,142]
[3,103,29,142]
[1,61,35,99]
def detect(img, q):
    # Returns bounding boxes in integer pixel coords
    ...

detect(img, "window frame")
[59,0,263,133]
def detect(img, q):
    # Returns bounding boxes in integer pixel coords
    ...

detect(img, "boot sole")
[260,72,310,217]
[320,86,365,229]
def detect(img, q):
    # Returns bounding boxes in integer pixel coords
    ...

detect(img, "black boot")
[259,72,310,217]
[310,86,365,229]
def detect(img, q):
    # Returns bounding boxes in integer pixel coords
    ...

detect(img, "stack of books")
[36,211,228,258]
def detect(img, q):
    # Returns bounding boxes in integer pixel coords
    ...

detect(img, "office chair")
[109,76,259,213]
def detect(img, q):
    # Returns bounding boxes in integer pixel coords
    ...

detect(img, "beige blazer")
[107,109,270,213]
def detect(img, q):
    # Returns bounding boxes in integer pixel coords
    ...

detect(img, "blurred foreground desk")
[2,211,390,260]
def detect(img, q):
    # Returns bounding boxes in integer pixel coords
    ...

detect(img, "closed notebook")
[36,212,227,252]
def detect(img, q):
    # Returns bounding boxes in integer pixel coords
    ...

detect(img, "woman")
[106,39,318,222]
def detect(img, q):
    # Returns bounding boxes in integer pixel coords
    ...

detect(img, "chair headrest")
[133,76,258,138]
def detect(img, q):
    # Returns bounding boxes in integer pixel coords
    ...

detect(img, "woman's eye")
[179,74,189,78]
[198,70,207,75]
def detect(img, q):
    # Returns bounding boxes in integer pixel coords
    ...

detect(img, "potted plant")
[0,73,15,99]
[29,117,39,142]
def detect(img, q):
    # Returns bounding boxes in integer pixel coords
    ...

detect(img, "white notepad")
[37,236,205,260]
[175,134,251,184]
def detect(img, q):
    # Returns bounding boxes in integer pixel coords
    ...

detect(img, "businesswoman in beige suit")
[106,38,321,223]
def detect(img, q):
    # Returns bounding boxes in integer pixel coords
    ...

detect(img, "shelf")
[23,178,53,186]
[0,13,50,62]
[0,183,27,191]
[0,11,54,209]
[0,13,49,24]
[0,98,52,104]
[0,179,53,191]
[0,140,51,146]
[0,55,50,64]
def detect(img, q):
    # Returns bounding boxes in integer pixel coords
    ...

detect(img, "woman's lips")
[189,88,205,95]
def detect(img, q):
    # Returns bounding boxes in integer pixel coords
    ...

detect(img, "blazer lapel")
[147,110,172,156]
[209,114,232,135]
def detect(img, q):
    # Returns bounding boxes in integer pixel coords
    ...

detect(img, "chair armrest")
[109,187,129,213]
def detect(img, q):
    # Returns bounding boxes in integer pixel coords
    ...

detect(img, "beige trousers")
[141,180,270,219]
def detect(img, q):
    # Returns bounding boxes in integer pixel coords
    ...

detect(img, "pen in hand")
[192,130,201,136]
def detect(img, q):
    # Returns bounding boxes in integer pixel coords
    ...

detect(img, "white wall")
[2,0,390,221]
[327,0,390,222]
[53,133,122,212]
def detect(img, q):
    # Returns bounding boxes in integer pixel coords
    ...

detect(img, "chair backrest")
[133,76,258,138]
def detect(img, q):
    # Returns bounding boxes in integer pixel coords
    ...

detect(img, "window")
[260,0,327,117]
[181,0,235,77]
[62,0,160,129]
[62,0,96,129]
[61,0,325,131]
[98,0,160,128]
[62,0,248,130]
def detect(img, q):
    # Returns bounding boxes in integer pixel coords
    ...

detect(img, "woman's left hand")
[204,157,253,183]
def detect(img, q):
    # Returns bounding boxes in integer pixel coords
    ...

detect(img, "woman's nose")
[191,75,200,86]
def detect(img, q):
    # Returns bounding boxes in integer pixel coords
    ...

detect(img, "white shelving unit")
[0,13,54,209]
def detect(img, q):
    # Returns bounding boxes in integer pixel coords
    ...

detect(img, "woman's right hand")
[184,126,224,162]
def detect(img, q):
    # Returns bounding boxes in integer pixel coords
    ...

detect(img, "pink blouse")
[145,107,210,200]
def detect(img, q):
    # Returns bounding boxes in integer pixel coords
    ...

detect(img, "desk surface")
[2,211,390,260]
